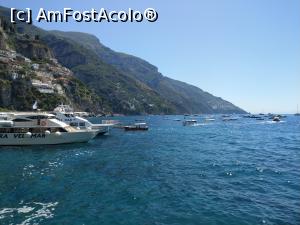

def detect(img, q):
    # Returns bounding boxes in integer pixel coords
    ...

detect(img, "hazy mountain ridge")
[51,30,245,114]
[40,33,174,114]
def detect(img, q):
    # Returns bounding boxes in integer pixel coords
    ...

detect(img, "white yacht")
[0,112,97,145]
[53,104,113,135]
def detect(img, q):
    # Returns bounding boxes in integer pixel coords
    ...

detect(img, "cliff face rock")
[0,79,11,107]
[15,38,53,61]
[0,14,105,113]
[45,37,87,67]
[0,31,6,50]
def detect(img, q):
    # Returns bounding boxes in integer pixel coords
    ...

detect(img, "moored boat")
[124,123,148,131]
[0,112,97,145]
[53,104,113,135]
[222,117,238,121]
[205,116,215,122]
[183,119,197,126]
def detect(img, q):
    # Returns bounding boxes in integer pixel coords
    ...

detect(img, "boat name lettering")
[0,133,47,138]
[14,134,25,138]
[0,134,8,139]
[31,134,46,138]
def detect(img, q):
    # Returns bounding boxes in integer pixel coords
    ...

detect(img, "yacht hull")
[94,126,109,136]
[0,131,97,146]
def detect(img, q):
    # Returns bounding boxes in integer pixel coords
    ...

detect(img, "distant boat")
[247,114,261,119]
[124,123,148,131]
[205,117,215,122]
[272,116,281,122]
[271,114,286,119]
[243,114,253,118]
[222,117,238,121]
[222,114,231,118]
[183,120,197,126]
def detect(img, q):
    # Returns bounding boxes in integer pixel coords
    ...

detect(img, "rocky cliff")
[0,16,103,113]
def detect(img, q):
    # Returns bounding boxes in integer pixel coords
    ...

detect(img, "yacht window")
[27,115,48,120]
[58,127,68,132]
[0,127,68,133]
[0,128,11,133]
[79,122,85,127]
[0,128,29,133]
[12,118,31,122]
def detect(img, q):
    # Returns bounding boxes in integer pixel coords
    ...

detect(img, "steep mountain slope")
[0,7,173,114]
[0,6,245,114]
[40,33,174,114]
[0,15,103,112]
[50,31,245,114]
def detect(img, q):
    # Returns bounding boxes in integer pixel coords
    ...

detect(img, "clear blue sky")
[1,0,299,113]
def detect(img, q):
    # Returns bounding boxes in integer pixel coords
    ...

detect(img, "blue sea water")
[0,115,299,225]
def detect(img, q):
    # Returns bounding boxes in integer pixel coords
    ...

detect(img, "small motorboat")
[183,120,197,126]
[246,114,261,119]
[222,114,231,118]
[272,116,280,122]
[124,123,148,131]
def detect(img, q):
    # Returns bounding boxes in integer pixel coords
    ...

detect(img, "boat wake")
[0,201,58,225]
